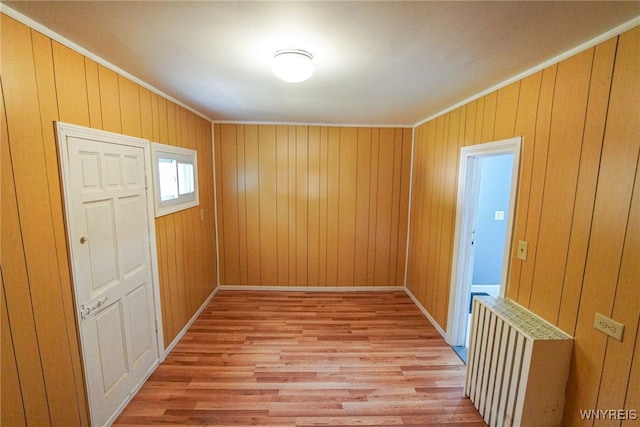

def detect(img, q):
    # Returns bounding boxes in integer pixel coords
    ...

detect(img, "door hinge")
[145,175,149,190]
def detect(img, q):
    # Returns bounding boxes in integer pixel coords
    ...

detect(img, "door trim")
[55,122,165,421]
[446,137,521,346]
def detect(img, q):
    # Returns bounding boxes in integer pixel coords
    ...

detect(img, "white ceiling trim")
[213,119,412,129]
[413,15,640,128]
[0,2,214,122]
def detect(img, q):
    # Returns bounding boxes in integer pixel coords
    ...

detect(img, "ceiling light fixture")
[272,49,314,83]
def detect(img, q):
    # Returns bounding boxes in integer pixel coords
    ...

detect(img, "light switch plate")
[517,240,528,261]
[594,312,624,341]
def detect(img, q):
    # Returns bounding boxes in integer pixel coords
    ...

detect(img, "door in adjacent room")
[57,123,160,426]
[447,137,521,362]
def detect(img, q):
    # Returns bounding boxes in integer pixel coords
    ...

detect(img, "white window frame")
[151,142,199,217]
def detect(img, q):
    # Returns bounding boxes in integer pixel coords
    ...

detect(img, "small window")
[151,143,199,217]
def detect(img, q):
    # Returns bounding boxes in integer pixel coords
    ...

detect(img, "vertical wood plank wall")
[214,124,412,287]
[406,26,640,425]
[1,14,217,426]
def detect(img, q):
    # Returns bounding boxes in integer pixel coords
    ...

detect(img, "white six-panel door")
[57,123,160,426]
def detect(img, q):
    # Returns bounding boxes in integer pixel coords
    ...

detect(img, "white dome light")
[272,49,314,83]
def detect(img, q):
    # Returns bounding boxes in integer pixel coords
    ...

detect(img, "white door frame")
[56,122,165,419]
[446,137,521,346]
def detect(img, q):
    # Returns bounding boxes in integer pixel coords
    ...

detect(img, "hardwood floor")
[115,290,487,426]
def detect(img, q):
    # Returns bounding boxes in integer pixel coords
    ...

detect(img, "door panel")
[95,302,128,392]
[127,284,152,363]
[84,200,119,292]
[59,126,159,427]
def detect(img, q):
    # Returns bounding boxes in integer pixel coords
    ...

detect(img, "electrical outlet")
[517,240,528,261]
[594,313,624,341]
[495,210,505,220]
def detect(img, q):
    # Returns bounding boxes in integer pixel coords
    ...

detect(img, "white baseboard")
[403,287,447,339]
[218,285,405,292]
[163,286,220,358]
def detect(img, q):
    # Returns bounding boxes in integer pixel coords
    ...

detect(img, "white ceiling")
[4,1,640,126]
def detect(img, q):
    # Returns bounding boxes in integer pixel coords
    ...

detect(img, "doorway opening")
[446,137,521,363]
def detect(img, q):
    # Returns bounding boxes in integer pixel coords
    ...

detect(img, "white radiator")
[465,296,573,427]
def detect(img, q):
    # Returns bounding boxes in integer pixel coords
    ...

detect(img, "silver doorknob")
[80,235,88,244]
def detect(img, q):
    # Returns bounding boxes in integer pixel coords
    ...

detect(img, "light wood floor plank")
[115,291,486,426]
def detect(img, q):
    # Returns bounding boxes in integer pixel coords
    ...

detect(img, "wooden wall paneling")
[434,114,452,325]
[396,128,412,286]
[421,120,439,305]
[214,124,226,284]
[84,58,103,129]
[51,41,90,127]
[410,125,427,298]
[245,125,261,285]
[436,109,462,327]
[2,16,84,425]
[1,282,27,427]
[624,331,640,427]
[374,128,394,286]
[118,75,142,137]
[557,38,617,334]
[275,125,290,285]
[354,127,372,285]
[179,107,189,147]
[416,122,435,304]
[563,27,640,425]
[205,119,216,293]
[259,125,278,286]
[426,117,447,314]
[365,128,380,285]
[162,215,182,342]
[463,100,477,146]
[157,96,169,144]
[183,112,195,311]
[150,93,161,142]
[507,71,543,300]
[493,82,520,141]
[387,128,403,286]
[287,126,297,285]
[155,218,171,345]
[1,72,45,425]
[97,64,122,133]
[173,201,187,325]
[325,127,341,286]
[472,97,485,144]
[139,87,153,140]
[236,125,249,285]
[480,91,497,142]
[317,127,329,286]
[137,86,154,141]
[180,111,194,314]
[528,49,594,323]
[2,157,48,425]
[32,30,89,425]
[194,117,208,301]
[219,125,240,284]
[596,162,640,424]
[295,126,309,286]
[307,126,321,286]
[408,126,426,294]
[166,101,177,145]
[337,127,358,285]
[514,64,557,307]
